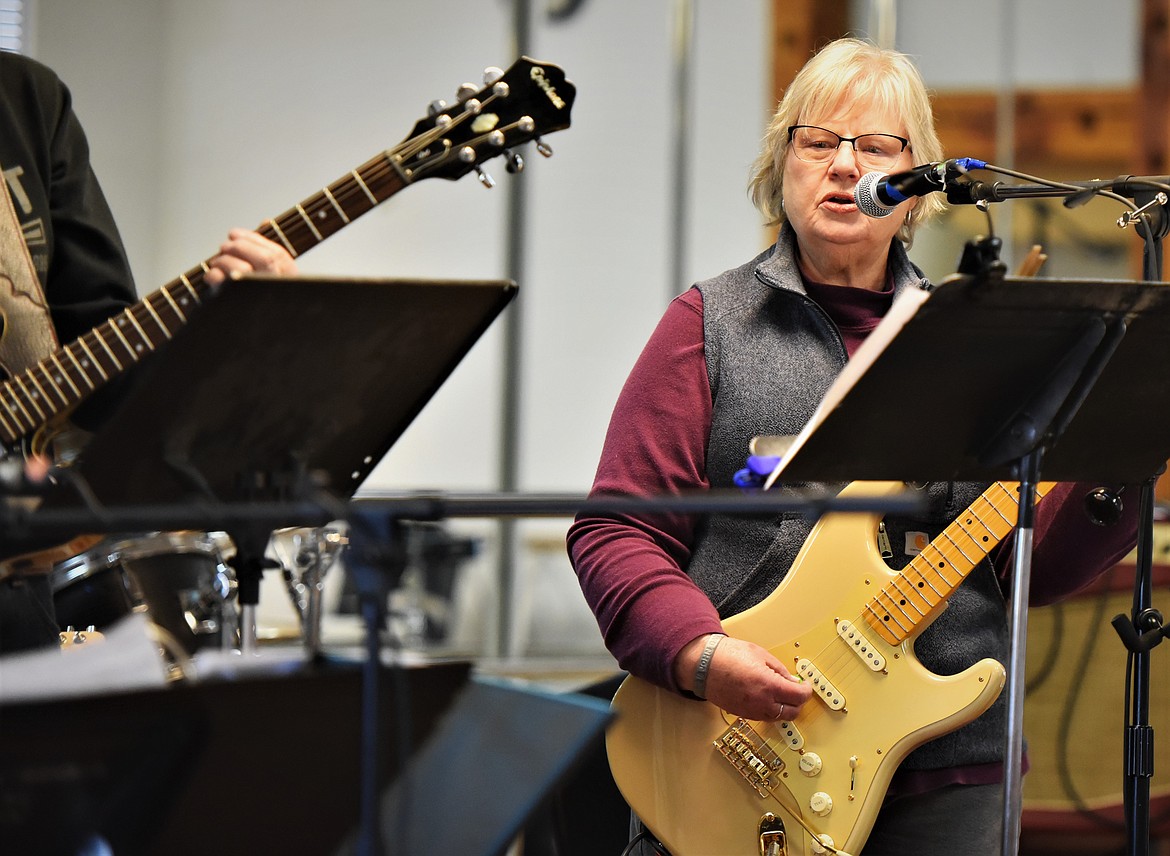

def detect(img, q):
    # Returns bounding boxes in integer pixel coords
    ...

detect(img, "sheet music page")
[764,285,931,488]
[0,612,169,703]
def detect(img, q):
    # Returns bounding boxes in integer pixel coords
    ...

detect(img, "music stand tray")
[59,274,516,507]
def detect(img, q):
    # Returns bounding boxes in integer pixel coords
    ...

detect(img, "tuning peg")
[483,67,509,98]
[535,137,554,158]
[456,82,479,102]
[475,166,496,189]
[505,151,524,174]
[427,99,448,117]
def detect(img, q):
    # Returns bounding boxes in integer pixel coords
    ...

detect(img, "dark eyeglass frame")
[786,125,911,162]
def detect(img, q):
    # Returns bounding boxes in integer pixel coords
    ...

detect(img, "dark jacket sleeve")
[0,52,138,431]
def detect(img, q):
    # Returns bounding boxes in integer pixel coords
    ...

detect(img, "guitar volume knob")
[797,752,822,776]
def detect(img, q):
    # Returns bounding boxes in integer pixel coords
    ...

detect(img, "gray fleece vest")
[690,226,1010,772]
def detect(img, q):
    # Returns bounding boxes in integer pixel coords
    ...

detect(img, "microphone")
[854,157,986,219]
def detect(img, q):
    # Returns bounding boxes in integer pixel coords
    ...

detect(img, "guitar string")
[740,485,1027,840]
[759,483,1031,760]
[776,481,1034,748]
[0,84,538,445]
[0,144,414,442]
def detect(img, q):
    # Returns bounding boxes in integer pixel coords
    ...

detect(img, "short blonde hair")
[748,38,944,245]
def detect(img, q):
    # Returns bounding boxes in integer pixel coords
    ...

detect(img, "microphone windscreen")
[854,171,896,219]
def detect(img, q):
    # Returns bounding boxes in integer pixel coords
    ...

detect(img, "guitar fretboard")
[0,151,408,447]
[863,480,1055,645]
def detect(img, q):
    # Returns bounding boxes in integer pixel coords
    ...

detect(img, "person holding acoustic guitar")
[568,38,1139,854]
[0,50,296,654]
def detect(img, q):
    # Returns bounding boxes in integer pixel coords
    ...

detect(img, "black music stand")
[58,274,517,508]
[333,678,613,856]
[764,271,1170,856]
[38,272,515,638]
[0,658,471,855]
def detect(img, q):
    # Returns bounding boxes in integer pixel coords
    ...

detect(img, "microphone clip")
[1112,607,1168,654]
[956,234,1006,279]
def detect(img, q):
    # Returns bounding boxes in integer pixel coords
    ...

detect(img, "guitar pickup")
[797,658,846,710]
[836,619,886,672]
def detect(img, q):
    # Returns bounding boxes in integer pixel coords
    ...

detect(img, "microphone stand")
[948,168,1168,856]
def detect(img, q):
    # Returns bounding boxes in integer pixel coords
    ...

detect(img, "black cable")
[1025,598,1064,694]
[1054,566,1128,831]
[619,830,671,856]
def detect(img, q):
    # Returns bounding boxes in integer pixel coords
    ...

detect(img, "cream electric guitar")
[607,479,1054,856]
[0,56,574,577]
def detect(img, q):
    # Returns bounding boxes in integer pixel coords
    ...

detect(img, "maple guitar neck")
[0,56,574,450]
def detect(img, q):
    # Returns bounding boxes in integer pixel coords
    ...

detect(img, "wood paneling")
[769,0,849,105]
[933,90,1135,177]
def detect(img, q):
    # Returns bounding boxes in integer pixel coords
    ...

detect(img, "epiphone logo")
[530,66,566,110]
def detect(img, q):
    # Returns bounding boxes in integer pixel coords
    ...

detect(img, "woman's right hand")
[675,634,813,722]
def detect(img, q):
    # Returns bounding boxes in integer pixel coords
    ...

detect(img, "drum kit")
[49,525,348,671]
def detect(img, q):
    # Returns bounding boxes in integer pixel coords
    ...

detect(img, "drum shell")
[50,532,236,656]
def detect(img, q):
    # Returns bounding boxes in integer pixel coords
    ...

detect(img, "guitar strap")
[0,171,103,580]
[0,165,58,377]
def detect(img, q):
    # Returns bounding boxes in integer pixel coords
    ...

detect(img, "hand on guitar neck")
[204,227,299,288]
[674,632,812,722]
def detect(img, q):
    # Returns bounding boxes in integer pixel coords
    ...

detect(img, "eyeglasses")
[787,125,910,170]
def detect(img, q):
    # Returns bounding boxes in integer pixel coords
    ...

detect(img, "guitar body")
[607,481,1006,856]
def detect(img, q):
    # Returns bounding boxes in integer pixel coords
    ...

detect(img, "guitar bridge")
[714,718,785,798]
